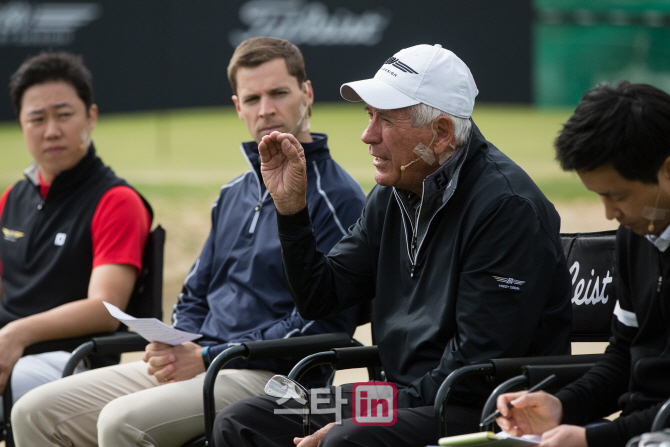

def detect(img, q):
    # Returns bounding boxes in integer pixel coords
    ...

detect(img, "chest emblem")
[2,228,25,242]
[493,275,526,291]
[54,233,67,246]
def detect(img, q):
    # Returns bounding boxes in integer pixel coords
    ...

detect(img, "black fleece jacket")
[277,122,572,409]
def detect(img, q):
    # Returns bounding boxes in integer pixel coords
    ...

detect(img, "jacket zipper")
[249,190,269,234]
[396,185,456,279]
[657,251,664,293]
[410,205,420,278]
[241,143,266,235]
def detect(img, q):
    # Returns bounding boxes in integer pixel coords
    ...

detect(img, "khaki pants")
[1,351,87,421]
[11,360,274,447]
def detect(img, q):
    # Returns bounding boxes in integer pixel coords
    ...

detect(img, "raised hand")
[258,131,308,215]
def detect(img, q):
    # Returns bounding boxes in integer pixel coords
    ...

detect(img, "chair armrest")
[62,332,148,377]
[434,362,495,439]
[202,332,356,446]
[434,354,604,439]
[478,362,597,431]
[23,332,117,356]
[652,398,670,431]
[287,345,381,383]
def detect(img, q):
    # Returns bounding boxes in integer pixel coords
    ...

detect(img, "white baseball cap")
[340,44,478,118]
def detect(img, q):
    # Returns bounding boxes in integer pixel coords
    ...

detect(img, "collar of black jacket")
[420,119,490,203]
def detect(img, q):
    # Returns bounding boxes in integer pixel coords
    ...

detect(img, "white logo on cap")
[383,57,418,74]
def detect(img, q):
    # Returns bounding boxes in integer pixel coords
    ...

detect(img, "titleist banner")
[0,0,531,121]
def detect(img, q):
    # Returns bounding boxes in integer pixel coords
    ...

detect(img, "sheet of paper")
[497,432,541,443]
[104,301,202,346]
[438,431,539,446]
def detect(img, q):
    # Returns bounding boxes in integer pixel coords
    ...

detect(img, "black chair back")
[561,230,617,343]
[125,225,165,321]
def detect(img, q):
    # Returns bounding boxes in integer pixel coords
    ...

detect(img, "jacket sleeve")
[206,182,366,370]
[396,197,571,407]
[276,200,378,321]
[556,231,645,447]
[584,403,664,447]
[172,203,355,365]
[170,200,218,334]
[558,315,651,447]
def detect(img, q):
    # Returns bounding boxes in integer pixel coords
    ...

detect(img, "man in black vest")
[0,51,152,418]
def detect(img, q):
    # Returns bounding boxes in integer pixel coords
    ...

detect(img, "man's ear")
[232,95,242,118]
[431,115,456,155]
[660,155,670,180]
[87,104,98,132]
[303,80,314,111]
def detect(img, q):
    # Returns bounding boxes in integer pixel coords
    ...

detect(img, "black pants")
[213,384,480,447]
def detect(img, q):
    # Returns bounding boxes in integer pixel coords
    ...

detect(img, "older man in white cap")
[213,44,572,447]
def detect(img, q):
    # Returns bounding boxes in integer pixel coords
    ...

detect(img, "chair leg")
[3,371,14,447]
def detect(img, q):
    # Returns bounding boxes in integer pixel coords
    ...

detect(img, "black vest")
[0,145,151,329]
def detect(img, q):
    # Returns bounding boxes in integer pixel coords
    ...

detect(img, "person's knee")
[214,398,251,431]
[11,384,66,445]
[11,389,34,429]
[97,396,143,441]
[12,385,52,432]
[213,397,282,446]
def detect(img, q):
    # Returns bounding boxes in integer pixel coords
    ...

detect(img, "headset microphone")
[400,157,422,171]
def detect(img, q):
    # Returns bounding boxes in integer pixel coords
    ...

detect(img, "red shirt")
[0,178,151,277]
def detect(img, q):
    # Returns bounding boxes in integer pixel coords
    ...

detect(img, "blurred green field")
[0,102,610,328]
[0,102,592,204]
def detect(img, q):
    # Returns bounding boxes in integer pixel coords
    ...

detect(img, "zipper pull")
[249,199,263,234]
[658,275,663,293]
[410,264,415,278]
[37,200,44,210]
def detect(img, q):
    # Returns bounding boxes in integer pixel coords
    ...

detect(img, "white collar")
[646,223,670,252]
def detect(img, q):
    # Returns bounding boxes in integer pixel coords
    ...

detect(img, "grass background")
[0,102,615,315]
[0,102,616,380]
[0,102,594,201]
[0,102,617,320]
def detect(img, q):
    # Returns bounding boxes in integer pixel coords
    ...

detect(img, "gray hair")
[407,103,471,145]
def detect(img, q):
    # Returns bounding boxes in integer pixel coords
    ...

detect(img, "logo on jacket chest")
[2,228,25,242]
[54,233,67,246]
[493,275,526,290]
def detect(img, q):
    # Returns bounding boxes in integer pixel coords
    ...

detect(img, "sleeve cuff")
[276,206,313,239]
[585,421,622,447]
[556,389,586,425]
